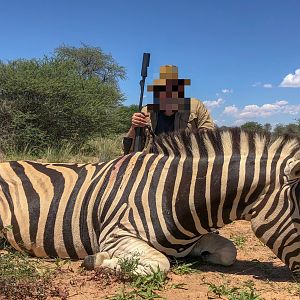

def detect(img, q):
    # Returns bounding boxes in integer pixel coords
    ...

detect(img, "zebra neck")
[160,147,293,235]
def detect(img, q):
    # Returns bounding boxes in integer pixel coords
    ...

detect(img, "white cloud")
[234,119,246,126]
[252,82,273,88]
[252,82,272,88]
[222,88,233,94]
[263,83,272,88]
[224,105,239,114]
[275,100,288,106]
[223,100,300,119]
[282,104,300,115]
[280,69,300,87]
[216,88,233,97]
[203,98,224,109]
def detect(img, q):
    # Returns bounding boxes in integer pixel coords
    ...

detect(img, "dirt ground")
[2,220,300,300]
[30,220,298,300]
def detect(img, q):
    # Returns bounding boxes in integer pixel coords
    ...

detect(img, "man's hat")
[147,65,191,91]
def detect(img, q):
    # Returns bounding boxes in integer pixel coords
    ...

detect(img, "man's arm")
[194,99,215,130]
[122,107,150,154]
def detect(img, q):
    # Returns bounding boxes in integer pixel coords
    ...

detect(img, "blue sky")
[1,0,299,127]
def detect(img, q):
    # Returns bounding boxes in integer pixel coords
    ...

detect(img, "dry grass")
[0,135,124,164]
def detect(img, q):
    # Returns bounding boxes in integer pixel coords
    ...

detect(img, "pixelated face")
[147,79,191,113]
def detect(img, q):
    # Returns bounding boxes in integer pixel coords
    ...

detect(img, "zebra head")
[251,145,300,282]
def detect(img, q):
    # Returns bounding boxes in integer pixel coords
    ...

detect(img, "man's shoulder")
[189,98,206,112]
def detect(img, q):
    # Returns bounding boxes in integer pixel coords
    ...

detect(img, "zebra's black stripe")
[147,155,192,250]
[27,161,65,257]
[63,165,88,258]
[162,156,194,239]
[194,133,210,232]
[223,131,241,223]
[134,154,158,241]
[174,155,199,236]
[236,132,255,218]
[248,143,269,216]
[100,154,148,243]
[10,161,40,246]
[0,175,24,249]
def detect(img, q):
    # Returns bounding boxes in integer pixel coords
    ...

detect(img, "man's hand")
[125,112,150,139]
[131,112,150,128]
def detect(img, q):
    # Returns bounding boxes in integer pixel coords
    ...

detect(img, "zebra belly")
[0,188,100,259]
[1,209,100,259]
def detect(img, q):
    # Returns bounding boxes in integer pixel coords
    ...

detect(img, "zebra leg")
[82,237,170,275]
[188,233,237,266]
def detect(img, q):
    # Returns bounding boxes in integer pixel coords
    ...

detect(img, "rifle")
[133,53,150,152]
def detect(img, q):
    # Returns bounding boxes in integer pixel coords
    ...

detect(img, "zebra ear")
[287,160,300,180]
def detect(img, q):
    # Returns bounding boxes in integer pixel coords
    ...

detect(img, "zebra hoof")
[82,255,96,270]
[82,252,110,270]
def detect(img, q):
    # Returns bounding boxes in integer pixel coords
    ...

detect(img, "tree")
[239,120,299,137]
[263,123,272,133]
[55,44,126,85]
[113,104,139,134]
[241,122,264,133]
[273,120,300,136]
[0,45,126,153]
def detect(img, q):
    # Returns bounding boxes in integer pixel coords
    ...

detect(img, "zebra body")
[0,128,300,278]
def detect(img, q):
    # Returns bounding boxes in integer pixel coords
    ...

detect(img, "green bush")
[0,45,128,154]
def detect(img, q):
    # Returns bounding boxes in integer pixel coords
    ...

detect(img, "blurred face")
[149,79,190,113]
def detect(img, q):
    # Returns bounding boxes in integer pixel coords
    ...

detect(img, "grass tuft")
[171,258,201,275]
[231,234,247,249]
[106,253,168,300]
[208,281,262,300]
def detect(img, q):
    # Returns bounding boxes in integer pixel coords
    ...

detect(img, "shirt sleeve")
[195,100,215,130]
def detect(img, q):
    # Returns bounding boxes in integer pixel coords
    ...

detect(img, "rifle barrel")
[134,53,150,152]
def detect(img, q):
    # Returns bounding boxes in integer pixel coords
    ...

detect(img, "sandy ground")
[2,220,300,300]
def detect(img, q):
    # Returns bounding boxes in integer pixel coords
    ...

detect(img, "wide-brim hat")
[147,65,191,91]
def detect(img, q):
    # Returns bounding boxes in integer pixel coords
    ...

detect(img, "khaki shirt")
[124,98,215,153]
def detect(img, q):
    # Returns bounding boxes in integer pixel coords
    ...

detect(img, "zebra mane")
[152,127,300,158]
